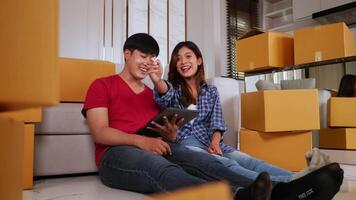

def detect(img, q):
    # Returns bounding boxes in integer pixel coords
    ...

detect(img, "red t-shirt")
[82,75,160,166]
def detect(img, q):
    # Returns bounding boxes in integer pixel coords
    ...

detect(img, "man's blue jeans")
[99,143,255,193]
[179,135,293,183]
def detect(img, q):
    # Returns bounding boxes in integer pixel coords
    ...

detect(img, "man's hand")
[136,136,172,156]
[147,114,184,142]
[148,57,163,84]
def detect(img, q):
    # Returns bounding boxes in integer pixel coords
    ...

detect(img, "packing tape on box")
[314,26,322,30]
[315,51,322,61]
[249,62,255,69]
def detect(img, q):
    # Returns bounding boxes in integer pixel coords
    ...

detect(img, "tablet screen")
[136,107,198,136]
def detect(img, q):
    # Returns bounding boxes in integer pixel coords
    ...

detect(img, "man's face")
[124,49,155,80]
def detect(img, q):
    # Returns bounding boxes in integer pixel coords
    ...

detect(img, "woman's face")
[175,46,202,79]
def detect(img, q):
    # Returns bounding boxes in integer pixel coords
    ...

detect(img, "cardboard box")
[328,97,356,127]
[294,22,355,65]
[0,0,59,111]
[0,114,37,190]
[0,107,41,123]
[152,182,232,200]
[241,89,320,132]
[23,124,34,189]
[236,32,294,72]
[319,128,356,150]
[239,129,312,171]
[0,118,24,200]
[59,58,116,102]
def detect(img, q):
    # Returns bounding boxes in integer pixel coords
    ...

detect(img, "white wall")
[186,0,227,79]
[59,0,103,59]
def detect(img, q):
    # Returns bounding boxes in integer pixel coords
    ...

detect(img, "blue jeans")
[179,135,293,183]
[99,143,255,194]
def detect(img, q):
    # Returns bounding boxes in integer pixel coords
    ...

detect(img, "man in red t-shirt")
[82,33,343,200]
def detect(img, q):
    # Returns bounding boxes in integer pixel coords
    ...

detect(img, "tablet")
[137,107,198,137]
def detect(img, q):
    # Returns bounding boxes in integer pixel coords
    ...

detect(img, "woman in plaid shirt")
[148,41,332,183]
[148,41,344,200]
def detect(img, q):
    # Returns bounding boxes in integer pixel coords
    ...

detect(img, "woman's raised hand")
[148,57,163,84]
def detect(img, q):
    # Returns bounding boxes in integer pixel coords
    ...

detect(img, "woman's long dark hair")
[337,74,356,97]
[168,41,206,107]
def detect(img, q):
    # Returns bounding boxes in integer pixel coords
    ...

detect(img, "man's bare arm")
[86,107,171,155]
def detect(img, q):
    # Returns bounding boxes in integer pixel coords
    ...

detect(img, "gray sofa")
[34,77,243,176]
[34,103,97,176]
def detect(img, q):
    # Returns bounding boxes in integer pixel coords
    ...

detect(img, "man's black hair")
[123,33,159,57]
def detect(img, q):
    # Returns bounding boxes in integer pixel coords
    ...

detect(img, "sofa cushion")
[34,134,97,176]
[207,77,241,149]
[35,103,89,134]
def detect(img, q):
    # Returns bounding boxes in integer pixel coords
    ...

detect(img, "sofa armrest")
[318,89,332,129]
[207,77,242,149]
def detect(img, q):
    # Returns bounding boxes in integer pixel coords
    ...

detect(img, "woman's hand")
[148,57,163,84]
[208,132,223,156]
[147,57,169,94]
[147,114,184,142]
[208,142,223,156]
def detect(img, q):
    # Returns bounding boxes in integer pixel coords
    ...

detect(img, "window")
[226,0,260,80]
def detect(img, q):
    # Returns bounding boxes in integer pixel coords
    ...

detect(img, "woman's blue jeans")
[98,143,255,194]
[179,136,293,183]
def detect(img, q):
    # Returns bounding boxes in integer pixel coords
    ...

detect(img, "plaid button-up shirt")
[154,81,235,153]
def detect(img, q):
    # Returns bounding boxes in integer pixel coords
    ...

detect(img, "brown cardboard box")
[0,118,24,200]
[152,182,232,200]
[319,128,356,150]
[236,32,294,72]
[0,0,59,111]
[1,1,58,199]
[58,58,116,102]
[0,107,41,123]
[294,22,355,65]
[0,110,39,190]
[23,124,35,189]
[241,89,320,132]
[328,97,356,127]
[239,129,312,171]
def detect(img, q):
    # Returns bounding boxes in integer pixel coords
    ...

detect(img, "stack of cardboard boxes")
[0,1,58,199]
[240,90,319,171]
[319,98,356,163]
[0,108,42,189]
[236,22,355,171]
